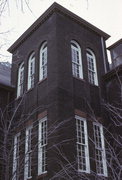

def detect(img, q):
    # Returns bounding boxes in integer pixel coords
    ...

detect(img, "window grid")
[17,63,24,97]
[86,50,98,86]
[13,133,20,180]
[87,55,95,84]
[28,54,35,90]
[40,42,47,81]
[76,116,90,173]
[24,126,32,180]
[41,49,47,79]
[71,41,83,79]
[93,123,108,177]
[38,117,47,175]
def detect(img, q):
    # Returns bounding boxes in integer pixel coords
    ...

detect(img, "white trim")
[71,40,83,79]
[17,62,24,97]
[38,117,47,175]
[39,42,47,81]
[24,126,33,180]
[93,122,108,177]
[28,53,35,90]
[101,37,107,73]
[86,49,98,86]
[75,115,90,173]
[12,133,20,180]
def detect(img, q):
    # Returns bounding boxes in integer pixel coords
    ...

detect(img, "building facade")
[0,62,14,180]
[0,2,121,180]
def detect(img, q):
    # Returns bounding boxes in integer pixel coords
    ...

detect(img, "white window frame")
[93,122,108,177]
[17,62,24,97]
[86,49,98,86]
[76,115,90,173]
[24,126,33,180]
[12,133,20,180]
[38,117,47,175]
[39,42,47,81]
[71,40,83,79]
[28,53,35,90]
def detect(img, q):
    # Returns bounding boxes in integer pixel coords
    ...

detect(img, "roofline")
[8,2,110,53]
[108,38,122,50]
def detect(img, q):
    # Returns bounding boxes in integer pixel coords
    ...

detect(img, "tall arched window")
[71,40,83,79]
[86,49,98,86]
[28,52,35,90]
[17,62,24,97]
[39,42,47,81]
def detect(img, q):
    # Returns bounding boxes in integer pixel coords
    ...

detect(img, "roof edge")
[8,2,110,53]
[103,64,122,81]
[108,38,122,50]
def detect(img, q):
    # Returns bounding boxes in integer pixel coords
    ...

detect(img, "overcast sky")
[0,0,122,62]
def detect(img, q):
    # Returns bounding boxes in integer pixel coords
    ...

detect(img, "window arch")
[39,42,47,81]
[28,52,35,90]
[17,62,24,97]
[86,49,98,85]
[71,40,83,79]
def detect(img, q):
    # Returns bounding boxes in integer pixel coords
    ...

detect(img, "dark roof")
[0,62,12,87]
[8,2,110,53]
[108,39,122,50]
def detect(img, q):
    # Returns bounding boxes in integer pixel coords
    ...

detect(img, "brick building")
[0,2,121,180]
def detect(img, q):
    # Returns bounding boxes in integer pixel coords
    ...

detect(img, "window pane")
[13,133,20,180]
[24,127,32,179]
[71,41,83,79]
[40,42,47,81]
[86,49,98,85]
[93,123,108,176]
[28,54,35,90]
[38,117,47,175]
[17,63,24,97]
[76,116,90,173]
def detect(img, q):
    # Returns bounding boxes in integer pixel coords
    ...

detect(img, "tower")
[6,3,113,180]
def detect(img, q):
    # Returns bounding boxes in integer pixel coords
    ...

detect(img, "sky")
[0,0,122,62]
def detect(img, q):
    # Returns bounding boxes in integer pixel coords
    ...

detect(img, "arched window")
[86,49,98,85]
[17,62,24,97]
[39,42,47,81]
[28,52,35,90]
[71,40,83,79]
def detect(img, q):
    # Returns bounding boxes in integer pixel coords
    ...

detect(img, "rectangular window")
[24,126,32,180]
[13,133,20,180]
[38,117,47,175]
[76,115,90,173]
[93,123,108,176]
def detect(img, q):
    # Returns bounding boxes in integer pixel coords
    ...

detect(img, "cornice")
[8,2,110,53]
